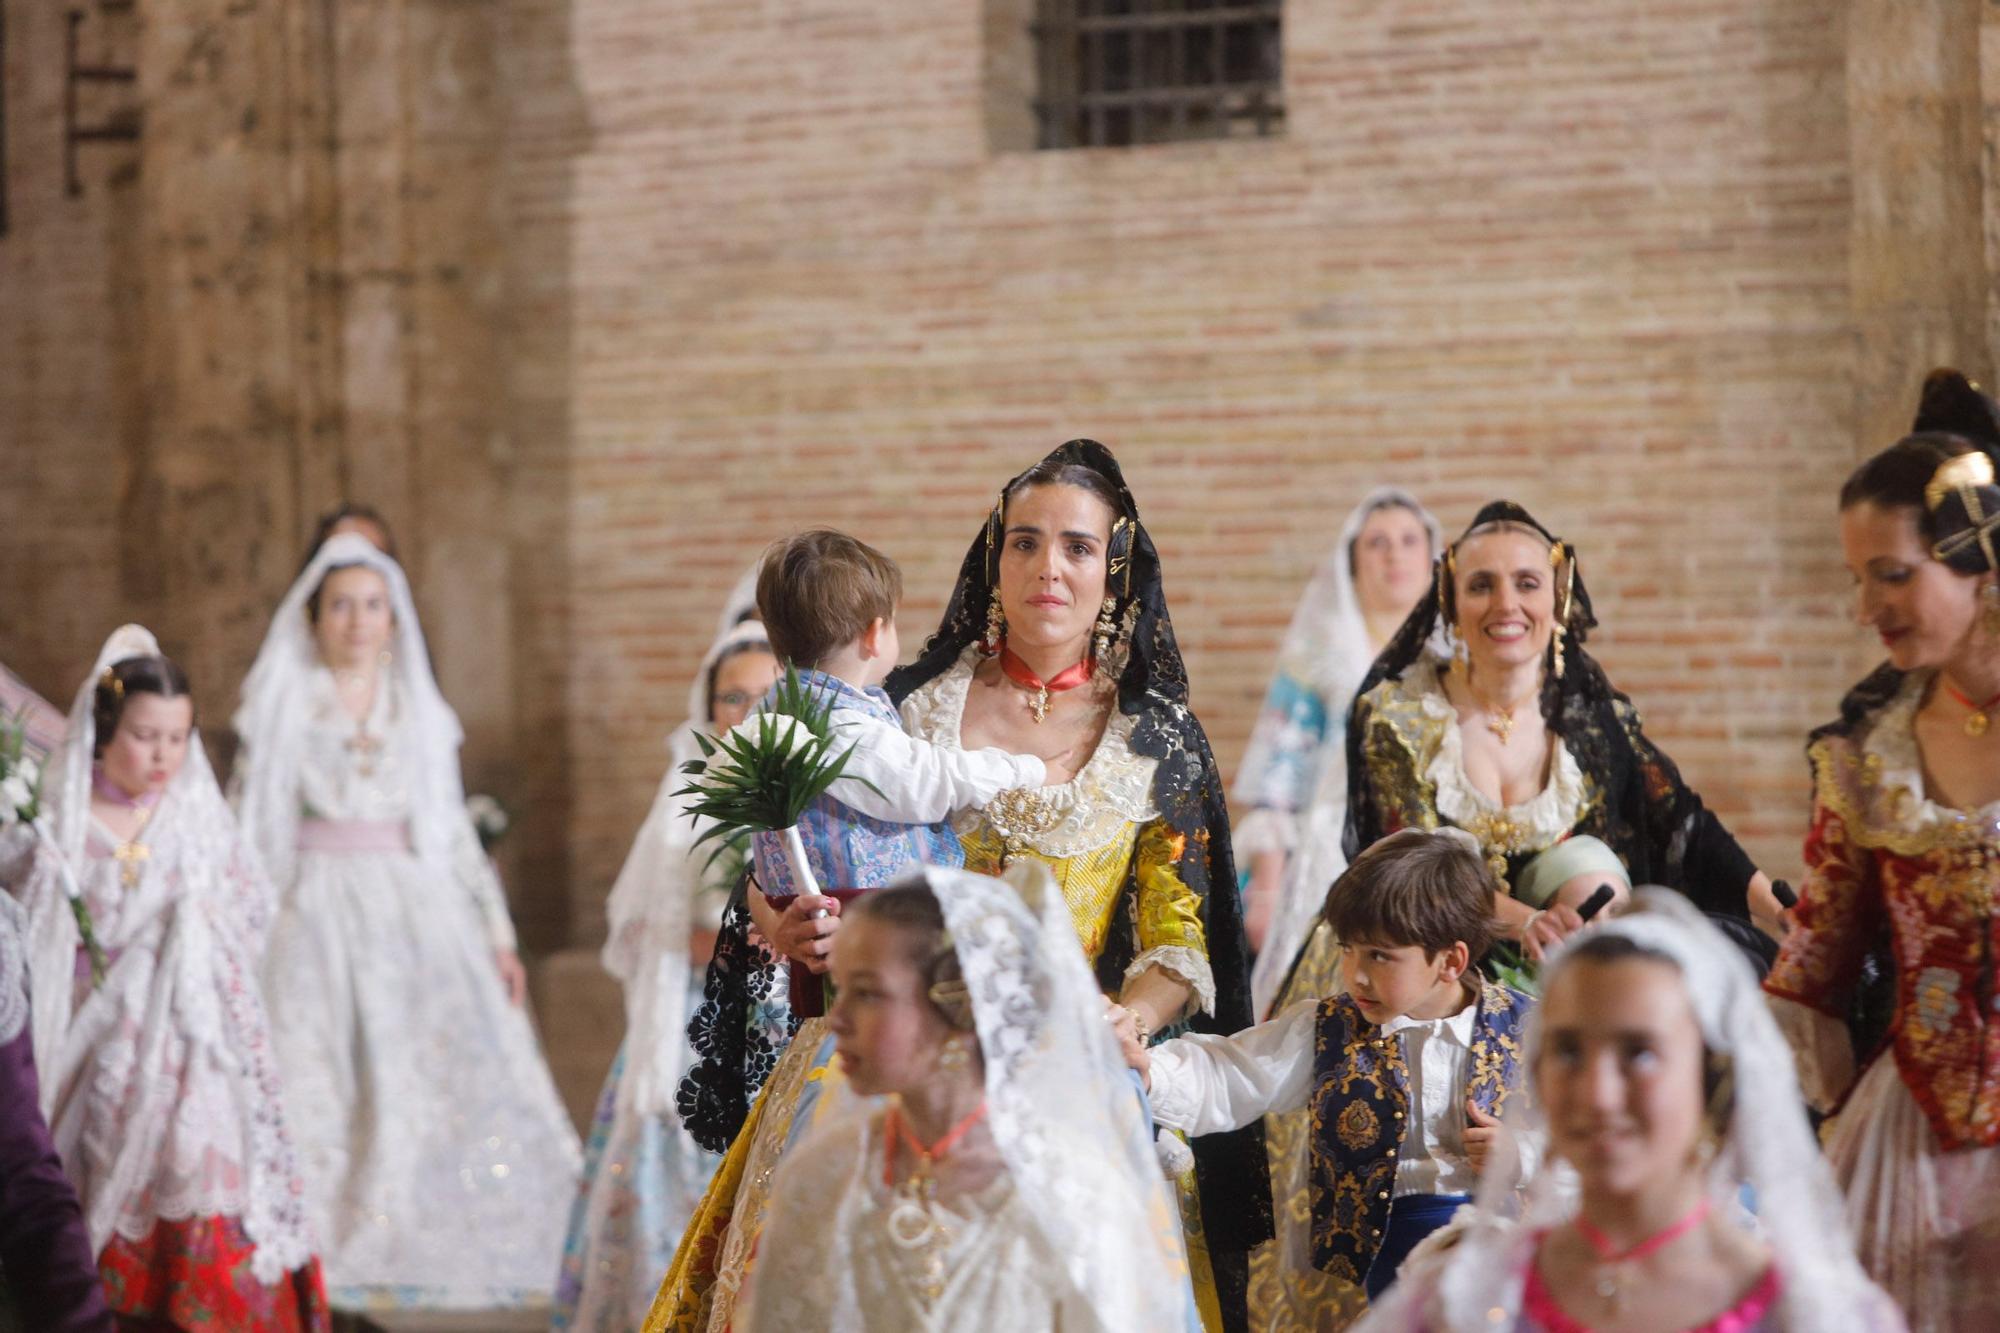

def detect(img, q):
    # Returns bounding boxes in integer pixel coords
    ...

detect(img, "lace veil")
[601,617,771,1118]
[1249,485,1441,723]
[1239,486,1440,1012]
[745,861,1197,1331]
[232,532,467,891]
[26,625,237,1070]
[21,625,315,1281]
[1362,889,1892,1332]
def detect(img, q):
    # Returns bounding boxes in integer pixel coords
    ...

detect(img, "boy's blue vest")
[1307,979,1532,1283]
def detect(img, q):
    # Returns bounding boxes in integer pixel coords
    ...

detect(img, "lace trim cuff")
[1233,808,1299,857]
[1125,945,1216,1018]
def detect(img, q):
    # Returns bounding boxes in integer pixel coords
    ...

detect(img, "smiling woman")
[1763,369,2000,1328]
[1339,501,1776,958]
[1252,501,1778,1327]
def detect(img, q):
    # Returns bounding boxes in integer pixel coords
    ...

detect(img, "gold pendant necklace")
[1461,665,1521,743]
[1945,681,2000,738]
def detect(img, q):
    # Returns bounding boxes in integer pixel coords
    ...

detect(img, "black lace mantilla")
[887,440,1272,1330]
[676,890,791,1153]
[1345,501,1760,933]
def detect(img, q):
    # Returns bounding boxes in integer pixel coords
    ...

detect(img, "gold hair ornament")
[1549,540,1576,679]
[1106,515,1133,598]
[1927,451,2000,576]
[99,668,124,701]
[1925,451,1995,513]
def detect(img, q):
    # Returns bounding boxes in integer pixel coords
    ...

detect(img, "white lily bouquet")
[0,711,105,985]
[673,666,880,898]
[466,793,511,852]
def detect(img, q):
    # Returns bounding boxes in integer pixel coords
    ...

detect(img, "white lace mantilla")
[28,797,315,1284]
[900,645,1159,861]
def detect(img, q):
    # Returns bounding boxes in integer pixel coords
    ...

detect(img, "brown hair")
[1839,432,1989,560]
[93,655,195,758]
[1001,460,1124,519]
[755,529,902,668]
[845,885,975,1032]
[298,502,398,573]
[1321,828,1496,959]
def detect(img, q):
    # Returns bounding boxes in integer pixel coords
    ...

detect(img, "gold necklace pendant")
[1968,711,1991,739]
[1594,1263,1626,1315]
[1030,686,1050,724]
[1487,708,1515,743]
[113,839,150,888]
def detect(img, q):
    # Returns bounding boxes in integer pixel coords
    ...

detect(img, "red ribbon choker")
[998,644,1094,723]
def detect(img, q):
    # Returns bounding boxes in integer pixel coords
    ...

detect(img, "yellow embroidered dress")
[652,439,1269,1333]
[646,646,1218,1333]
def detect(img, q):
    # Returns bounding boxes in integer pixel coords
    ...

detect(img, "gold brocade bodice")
[903,647,1210,988]
[958,819,1138,964]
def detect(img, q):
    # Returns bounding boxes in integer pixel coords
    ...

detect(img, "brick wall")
[7,0,1995,959]
[515,0,1878,933]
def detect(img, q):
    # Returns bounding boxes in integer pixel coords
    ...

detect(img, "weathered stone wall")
[0,0,570,947]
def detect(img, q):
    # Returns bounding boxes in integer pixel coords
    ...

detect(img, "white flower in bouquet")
[466,793,510,851]
[674,667,881,896]
[0,774,31,825]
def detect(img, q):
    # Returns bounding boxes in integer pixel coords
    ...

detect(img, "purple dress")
[0,971,114,1330]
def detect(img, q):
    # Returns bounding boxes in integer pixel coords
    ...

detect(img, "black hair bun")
[1913,368,2000,454]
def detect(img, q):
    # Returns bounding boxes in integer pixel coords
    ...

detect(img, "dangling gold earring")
[1551,621,1567,680]
[1982,581,2000,638]
[1093,596,1118,665]
[939,1034,970,1071]
[983,591,1005,655]
[1452,629,1469,669]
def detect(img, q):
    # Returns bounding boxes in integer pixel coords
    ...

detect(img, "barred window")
[1032,0,1283,150]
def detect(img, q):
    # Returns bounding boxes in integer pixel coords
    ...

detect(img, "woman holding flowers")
[657,442,1266,1333]
[16,624,327,1329]
[233,533,578,1312]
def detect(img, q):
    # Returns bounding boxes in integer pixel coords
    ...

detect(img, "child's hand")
[1464,1101,1515,1180]
[1105,1001,1152,1089]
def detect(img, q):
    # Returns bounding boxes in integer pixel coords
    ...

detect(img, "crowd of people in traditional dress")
[2,369,1997,1332]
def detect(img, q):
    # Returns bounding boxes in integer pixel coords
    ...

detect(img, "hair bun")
[1913,368,2000,454]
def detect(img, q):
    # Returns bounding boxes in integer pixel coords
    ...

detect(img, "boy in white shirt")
[744,530,1048,1006]
[1119,828,1536,1303]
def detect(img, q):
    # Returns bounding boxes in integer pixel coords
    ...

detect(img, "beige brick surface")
[6,0,2000,960]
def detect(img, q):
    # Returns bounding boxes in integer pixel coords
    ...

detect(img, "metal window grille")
[1032,0,1283,150]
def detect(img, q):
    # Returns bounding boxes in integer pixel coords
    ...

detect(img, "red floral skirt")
[99,1215,330,1332]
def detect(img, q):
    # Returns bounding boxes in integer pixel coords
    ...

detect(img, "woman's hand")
[1118,969,1189,1044]
[1243,850,1287,952]
[1520,902,1585,962]
[752,885,843,974]
[1105,1001,1152,1089]
[493,949,528,1006]
[1747,871,1793,941]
